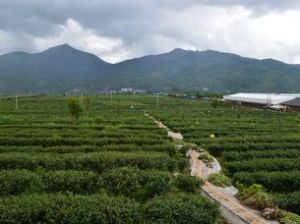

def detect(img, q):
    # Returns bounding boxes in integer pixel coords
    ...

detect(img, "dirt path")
[189,150,277,224]
[145,112,183,141]
[147,113,278,224]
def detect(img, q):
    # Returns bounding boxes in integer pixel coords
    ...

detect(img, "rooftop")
[281,97,300,107]
[223,93,300,105]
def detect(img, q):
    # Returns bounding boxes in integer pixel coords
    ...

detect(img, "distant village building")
[281,98,300,112]
[223,93,300,111]
[121,88,134,93]
[134,89,147,94]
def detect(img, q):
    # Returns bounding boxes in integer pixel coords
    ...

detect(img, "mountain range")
[0,44,300,94]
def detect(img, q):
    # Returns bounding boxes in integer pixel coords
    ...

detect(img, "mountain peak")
[45,43,76,52]
[171,48,186,52]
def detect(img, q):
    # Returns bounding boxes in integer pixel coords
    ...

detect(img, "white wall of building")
[223,93,300,105]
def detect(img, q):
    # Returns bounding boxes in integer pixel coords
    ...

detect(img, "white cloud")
[1,1,300,64]
[33,19,130,63]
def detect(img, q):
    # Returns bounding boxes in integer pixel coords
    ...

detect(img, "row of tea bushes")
[233,171,300,192]
[0,143,175,153]
[0,168,201,200]
[0,193,219,224]
[0,152,177,172]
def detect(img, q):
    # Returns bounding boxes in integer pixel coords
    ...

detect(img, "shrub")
[233,171,300,192]
[175,174,203,193]
[278,210,300,224]
[42,170,102,194]
[0,170,40,196]
[102,167,140,197]
[144,193,219,224]
[0,152,174,173]
[68,97,84,120]
[0,194,141,224]
[198,152,214,164]
[139,171,171,200]
[237,184,276,211]
[274,192,300,215]
[177,158,187,172]
[208,173,232,187]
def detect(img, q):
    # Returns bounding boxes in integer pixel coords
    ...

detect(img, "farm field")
[0,95,219,224]
[148,96,300,216]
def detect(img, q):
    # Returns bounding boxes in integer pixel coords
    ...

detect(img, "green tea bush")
[233,171,300,192]
[274,192,300,215]
[103,167,171,200]
[144,193,219,224]
[0,194,141,224]
[0,152,175,172]
[0,170,39,195]
[237,184,276,210]
[103,167,140,197]
[208,173,232,187]
[198,152,214,164]
[175,175,203,193]
[140,170,171,199]
[278,210,300,224]
[42,170,102,194]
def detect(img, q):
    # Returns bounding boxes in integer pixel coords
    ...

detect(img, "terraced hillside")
[0,95,219,224]
[149,96,300,216]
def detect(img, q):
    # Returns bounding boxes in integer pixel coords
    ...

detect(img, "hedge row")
[207,142,300,155]
[223,149,300,162]
[0,193,219,224]
[0,169,100,196]
[233,171,300,192]
[224,158,300,174]
[0,168,201,200]
[0,194,141,224]
[0,143,175,153]
[0,137,166,147]
[273,192,300,215]
[0,152,177,172]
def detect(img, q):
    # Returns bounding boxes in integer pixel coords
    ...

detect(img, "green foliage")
[144,193,219,224]
[278,210,300,224]
[102,167,171,200]
[237,184,276,210]
[208,173,232,187]
[175,174,203,193]
[140,171,171,199]
[42,170,101,194]
[274,192,300,215]
[0,170,39,196]
[0,152,174,172]
[67,97,84,120]
[198,152,214,164]
[0,194,141,224]
[103,167,140,197]
[177,158,188,172]
[233,171,300,192]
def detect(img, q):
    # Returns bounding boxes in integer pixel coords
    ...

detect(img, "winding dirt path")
[189,150,276,224]
[147,113,277,224]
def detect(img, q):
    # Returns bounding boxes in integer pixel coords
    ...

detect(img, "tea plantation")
[149,96,300,216]
[0,95,219,224]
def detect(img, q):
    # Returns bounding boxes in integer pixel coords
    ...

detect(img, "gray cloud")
[1,0,300,63]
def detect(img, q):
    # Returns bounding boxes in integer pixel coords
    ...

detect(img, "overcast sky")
[1,0,300,63]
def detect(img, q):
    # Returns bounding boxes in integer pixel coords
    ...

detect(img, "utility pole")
[80,92,83,105]
[156,94,160,107]
[15,95,18,110]
[110,90,113,104]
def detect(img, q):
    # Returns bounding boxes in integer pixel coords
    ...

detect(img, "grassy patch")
[208,173,232,187]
